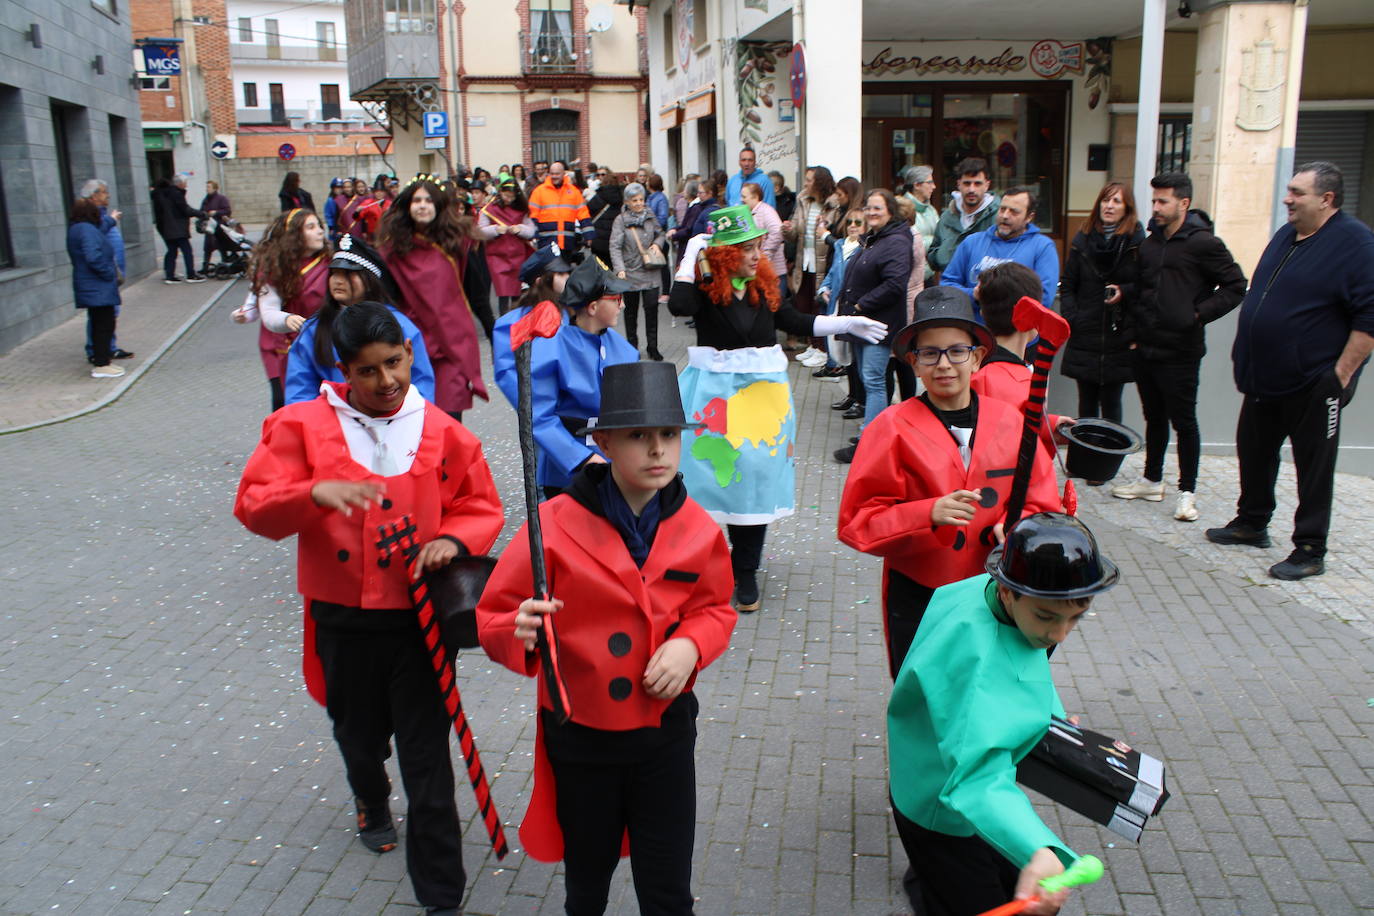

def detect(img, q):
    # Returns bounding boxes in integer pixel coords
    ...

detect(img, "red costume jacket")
[837,394,1062,591]
[971,354,1068,456]
[383,236,489,414]
[477,491,736,861]
[234,387,503,701]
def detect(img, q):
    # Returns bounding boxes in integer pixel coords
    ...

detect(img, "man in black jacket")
[1207,162,1374,579]
[150,175,207,283]
[1113,172,1246,522]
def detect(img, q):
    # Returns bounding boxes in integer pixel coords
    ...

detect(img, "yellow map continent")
[724,381,792,449]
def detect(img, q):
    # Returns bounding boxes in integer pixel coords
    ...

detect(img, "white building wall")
[228,0,364,122]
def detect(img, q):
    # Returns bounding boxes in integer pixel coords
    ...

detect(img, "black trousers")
[268,377,285,413]
[892,800,1019,916]
[163,237,194,278]
[887,357,918,403]
[1235,371,1357,555]
[885,569,936,681]
[546,696,698,915]
[727,523,766,575]
[498,295,516,315]
[312,602,467,909]
[1075,380,1125,424]
[1132,352,1200,492]
[623,288,660,354]
[86,306,116,367]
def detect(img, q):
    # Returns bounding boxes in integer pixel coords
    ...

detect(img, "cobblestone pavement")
[0,303,1371,915]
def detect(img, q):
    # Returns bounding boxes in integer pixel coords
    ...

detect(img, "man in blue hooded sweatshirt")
[940,186,1059,314]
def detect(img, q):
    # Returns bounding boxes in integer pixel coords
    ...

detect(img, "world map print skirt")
[677,345,797,525]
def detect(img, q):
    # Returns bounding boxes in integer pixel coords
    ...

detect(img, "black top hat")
[891,287,996,358]
[560,253,635,310]
[424,554,497,654]
[575,361,703,435]
[985,512,1120,600]
[519,244,574,286]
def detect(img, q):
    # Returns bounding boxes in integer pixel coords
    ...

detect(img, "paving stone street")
[0,284,1371,915]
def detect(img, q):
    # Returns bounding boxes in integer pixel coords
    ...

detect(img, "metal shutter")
[1295,110,1367,216]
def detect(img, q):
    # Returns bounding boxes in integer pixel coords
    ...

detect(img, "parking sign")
[423,111,448,138]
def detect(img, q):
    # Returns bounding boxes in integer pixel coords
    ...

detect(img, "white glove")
[812,314,888,344]
[674,233,711,283]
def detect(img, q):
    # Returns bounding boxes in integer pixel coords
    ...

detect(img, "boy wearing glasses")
[838,287,1062,678]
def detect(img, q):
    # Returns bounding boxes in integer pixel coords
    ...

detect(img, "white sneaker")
[1110,477,1165,501]
[794,346,819,363]
[800,351,827,368]
[91,364,126,379]
[1174,491,1198,521]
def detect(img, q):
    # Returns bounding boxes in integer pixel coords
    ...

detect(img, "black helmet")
[985,512,1119,599]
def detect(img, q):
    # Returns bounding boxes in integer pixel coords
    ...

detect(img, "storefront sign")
[659,104,683,130]
[683,87,715,121]
[862,40,1087,81]
[863,45,1027,78]
[140,42,182,77]
[1029,39,1085,79]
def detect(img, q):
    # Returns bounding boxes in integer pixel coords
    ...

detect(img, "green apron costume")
[887,573,1076,869]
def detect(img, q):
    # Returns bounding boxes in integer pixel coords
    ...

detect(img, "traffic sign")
[372,135,393,156]
[210,140,230,159]
[278,143,296,161]
[789,42,807,109]
[423,137,447,150]
[422,111,449,138]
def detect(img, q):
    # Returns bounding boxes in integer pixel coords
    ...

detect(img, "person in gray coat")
[610,182,668,360]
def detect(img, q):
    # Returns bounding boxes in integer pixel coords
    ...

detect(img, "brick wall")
[131,0,182,124]
[193,0,236,137]
[219,154,392,224]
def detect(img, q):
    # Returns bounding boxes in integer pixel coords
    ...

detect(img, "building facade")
[346,0,649,179]
[0,0,156,353]
[639,0,1374,471]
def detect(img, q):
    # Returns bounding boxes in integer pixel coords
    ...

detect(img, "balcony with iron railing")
[519,29,593,76]
[345,0,440,99]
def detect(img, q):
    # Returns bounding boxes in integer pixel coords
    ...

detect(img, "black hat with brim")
[519,244,575,286]
[575,361,703,436]
[891,286,996,358]
[329,233,387,278]
[985,512,1120,600]
[423,554,497,654]
[560,254,636,310]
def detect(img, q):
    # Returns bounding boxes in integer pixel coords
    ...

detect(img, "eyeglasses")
[847,219,864,226]
[912,345,978,366]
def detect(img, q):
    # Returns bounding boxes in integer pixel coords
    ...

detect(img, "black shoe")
[186,274,208,283]
[426,908,461,916]
[843,404,864,420]
[111,348,135,360]
[1204,519,1272,548]
[734,570,760,612]
[647,348,664,361]
[812,365,844,379]
[355,797,397,853]
[834,444,857,464]
[831,396,856,411]
[1269,546,1325,581]
[849,435,860,445]
[163,276,182,284]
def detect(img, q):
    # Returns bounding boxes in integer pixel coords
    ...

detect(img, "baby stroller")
[198,216,253,280]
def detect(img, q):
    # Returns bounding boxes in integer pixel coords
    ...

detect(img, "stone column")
[800,0,861,180]
[1188,0,1302,270]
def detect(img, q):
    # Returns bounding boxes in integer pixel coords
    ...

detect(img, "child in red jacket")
[478,360,736,915]
[234,302,503,916]
[838,287,1062,679]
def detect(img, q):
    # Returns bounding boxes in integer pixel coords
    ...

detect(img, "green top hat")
[707,204,767,246]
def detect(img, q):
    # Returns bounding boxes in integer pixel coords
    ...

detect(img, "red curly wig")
[700,244,781,312]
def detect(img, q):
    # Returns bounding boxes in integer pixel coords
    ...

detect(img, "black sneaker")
[111,348,135,360]
[842,404,865,420]
[1269,546,1324,581]
[1204,519,1271,548]
[355,797,397,853]
[733,570,760,613]
[831,396,856,411]
[834,444,857,464]
[186,274,208,283]
[163,276,182,284]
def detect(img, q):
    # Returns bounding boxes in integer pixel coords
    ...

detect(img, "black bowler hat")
[560,253,635,310]
[891,287,995,358]
[423,554,498,655]
[986,512,1120,600]
[519,243,574,286]
[576,361,703,436]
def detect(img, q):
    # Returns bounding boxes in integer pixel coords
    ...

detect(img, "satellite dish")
[586,5,613,33]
